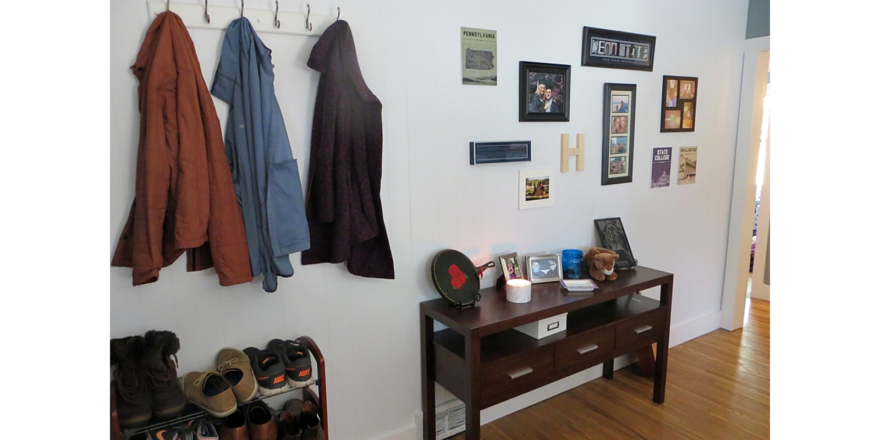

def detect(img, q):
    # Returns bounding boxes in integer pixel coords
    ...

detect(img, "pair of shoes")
[217,400,277,440]
[276,397,324,440]
[111,330,187,429]
[182,348,259,418]
[243,339,312,396]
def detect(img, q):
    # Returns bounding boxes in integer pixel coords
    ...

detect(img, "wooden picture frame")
[594,217,638,270]
[601,83,636,185]
[499,252,523,282]
[660,75,698,132]
[519,61,571,122]
[526,254,562,284]
[581,27,656,72]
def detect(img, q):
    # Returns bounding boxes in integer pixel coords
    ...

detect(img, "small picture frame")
[526,254,563,284]
[660,75,698,132]
[518,168,554,210]
[602,83,636,185]
[499,252,523,282]
[594,217,638,270]
[519,61,571,122]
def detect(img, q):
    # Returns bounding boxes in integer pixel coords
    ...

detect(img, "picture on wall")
[651,147,672,188]
[601,83,636,185]
[519,61,571,122]
[461,27,497,85]
[661,75,698,132]
[518,168,554,210]
[678,146,698,184]
[581,27,656,71]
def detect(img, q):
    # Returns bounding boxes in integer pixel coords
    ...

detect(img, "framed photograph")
[601,83,636,185]
[594,217,638,270]
[519,61,571,122]
[581,27,656,71]
[526,254,562,284]
[461,27,497,85]
[660,75,698,132]
[499,252,523,282]
[518,168,554,210]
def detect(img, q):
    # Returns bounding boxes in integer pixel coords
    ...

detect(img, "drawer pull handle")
[634,325,653,334]
[508,368,534,379]
[577,344,599,355]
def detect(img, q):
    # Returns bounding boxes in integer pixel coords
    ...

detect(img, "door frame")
[720,36,770,331]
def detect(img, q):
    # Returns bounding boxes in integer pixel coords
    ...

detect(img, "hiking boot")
[216,348,259,403]
[243,347,289,396]
[217,406,249,440]
[266,339,313,387]
[142,330,188,420]
[181,370,237,418]
[246,400,278,440]
[111,335,152,429]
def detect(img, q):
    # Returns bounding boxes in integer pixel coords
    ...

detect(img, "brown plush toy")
[585,247,620,281]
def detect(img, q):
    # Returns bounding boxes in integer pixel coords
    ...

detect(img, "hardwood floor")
[449,298,770,440]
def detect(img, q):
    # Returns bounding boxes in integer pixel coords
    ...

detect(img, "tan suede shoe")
[216,348,259,403]
[182,370,237,418]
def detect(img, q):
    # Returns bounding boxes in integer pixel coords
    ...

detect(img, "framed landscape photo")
[660,75,698,132]
[499,252,523,282]
[518,168,554,210]
[581,27,656,71]
[594,217,638,270]
[526,254,562,284]
[519,61,571,122]
[601,83,636,185]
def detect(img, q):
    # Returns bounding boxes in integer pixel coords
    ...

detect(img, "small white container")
[514,313,568,339]
[506,279,532,303]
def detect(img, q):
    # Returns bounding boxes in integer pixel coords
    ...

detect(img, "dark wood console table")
[420,266,673,439]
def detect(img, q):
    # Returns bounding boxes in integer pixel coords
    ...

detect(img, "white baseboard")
[369,424,417,440]
[669,310,722,348]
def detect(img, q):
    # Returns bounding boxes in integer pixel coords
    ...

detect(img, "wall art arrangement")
[581,27,656,72]
[661,75,698,132]
[469,141,531,165]
[461,27,497,85]
[678,146,698,184]
[499,252,523,282]
[594,217,638,270]
[518,168,554,210]
[651,147,672,188]
[601,83,636,185]
[526,254,562,284]
[519,61,571,122]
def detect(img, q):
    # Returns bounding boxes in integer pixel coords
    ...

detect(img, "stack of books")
[560,279,598,292]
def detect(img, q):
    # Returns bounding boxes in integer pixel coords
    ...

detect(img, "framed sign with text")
[581,27,656,72]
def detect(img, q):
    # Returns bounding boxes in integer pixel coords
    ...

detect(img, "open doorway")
[749,78,770,303]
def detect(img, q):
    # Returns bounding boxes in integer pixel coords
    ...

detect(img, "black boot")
[110,336,152,429]
[142,330,187,420]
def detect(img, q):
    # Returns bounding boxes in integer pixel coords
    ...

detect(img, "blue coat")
[211,18,310,292]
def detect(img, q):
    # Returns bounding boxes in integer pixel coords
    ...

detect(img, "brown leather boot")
[218,406,249,440]
[110,336,152,429]
[246,400,278,440]
[300,401,325,440]
[142,330,187,420]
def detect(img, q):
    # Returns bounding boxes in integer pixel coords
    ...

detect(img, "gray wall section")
[747,0,770,38]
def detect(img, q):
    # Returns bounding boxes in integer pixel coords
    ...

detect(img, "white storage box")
[514,313,568,339]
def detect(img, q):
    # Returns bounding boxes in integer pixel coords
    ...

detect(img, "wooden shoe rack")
[111,335,328,440]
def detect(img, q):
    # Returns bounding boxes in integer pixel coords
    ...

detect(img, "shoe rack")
[111,335,328,440]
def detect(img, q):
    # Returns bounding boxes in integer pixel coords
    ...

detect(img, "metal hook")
[274,0,281,28]
[336,7,340,21]
[240,0,244,18]
[166,0,170,11]
[204,0,210,23]
[305,4,313,31]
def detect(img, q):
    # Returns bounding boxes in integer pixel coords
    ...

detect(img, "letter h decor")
[560,133,585,172]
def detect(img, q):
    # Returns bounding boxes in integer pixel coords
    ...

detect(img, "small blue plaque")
[469,141,532,165]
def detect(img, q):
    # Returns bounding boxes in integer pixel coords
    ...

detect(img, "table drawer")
[555,326,615,372]
[481,346,554,404]
[616,308,666,351]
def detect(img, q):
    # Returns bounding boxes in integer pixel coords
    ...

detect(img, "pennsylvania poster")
[651,147,671,188]
[461,27,497,85]
[678,146,698,185]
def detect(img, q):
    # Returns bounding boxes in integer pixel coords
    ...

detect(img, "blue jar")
[562,249,584,279]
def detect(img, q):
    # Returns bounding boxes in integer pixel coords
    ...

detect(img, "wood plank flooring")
[449,298,770,440]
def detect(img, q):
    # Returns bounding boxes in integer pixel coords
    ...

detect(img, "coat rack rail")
[147,1,335,36]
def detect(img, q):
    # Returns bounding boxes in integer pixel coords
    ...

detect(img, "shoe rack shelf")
[111,335,328,440]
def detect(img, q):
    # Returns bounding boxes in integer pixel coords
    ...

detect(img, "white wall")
[110,1,748,439]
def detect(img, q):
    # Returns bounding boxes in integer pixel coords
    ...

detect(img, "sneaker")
[148,426,193,440]
[266,339,313,387]
[111,335,153,429]
[243,347,289,396]
[191,420,219,440]
[216,348,259,403]
[181,370,237,418]
[142,330,188,420]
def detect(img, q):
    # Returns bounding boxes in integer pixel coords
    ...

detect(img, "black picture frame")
[581,27,656,72]
[519,61,571,122]
[469,141,531,165]
[660,75,698,132]
[594,217,638,270]
[601,83,636,185]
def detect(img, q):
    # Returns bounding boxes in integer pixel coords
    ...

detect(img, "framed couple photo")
[526,254,563,284]
[519,61,571,122]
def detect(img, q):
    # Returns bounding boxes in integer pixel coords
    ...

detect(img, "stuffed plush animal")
[585,247,620,281]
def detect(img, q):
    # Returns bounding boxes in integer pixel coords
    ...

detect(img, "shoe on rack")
[181,370,237,418]
[246,400,278,440]
[142,330,188,420]
[266,339,313,387]
[190,419,220,440]
[276,407,302,440]
[300,401,325,440]
[243,347,289,396]
[149,425,194,440]
[216,348,259,403]
[217,406,248,440]
[111,335,153,429]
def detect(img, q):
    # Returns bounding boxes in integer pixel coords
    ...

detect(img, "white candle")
[506,279,532,303]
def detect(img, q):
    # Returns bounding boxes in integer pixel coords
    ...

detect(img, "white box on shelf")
[514,313,568,339]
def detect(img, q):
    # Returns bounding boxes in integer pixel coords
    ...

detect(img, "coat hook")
[274,0,281,28]
[204,0,210,23]
[336,7,341,21]
[305,4,313,31]
[241,0,245,18]
[166,0,171,11]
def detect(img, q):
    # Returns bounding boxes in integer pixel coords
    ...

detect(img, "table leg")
[602,359,614,379]
[654,280,673,403]
[464,332,481,440]
[421,314,436,439]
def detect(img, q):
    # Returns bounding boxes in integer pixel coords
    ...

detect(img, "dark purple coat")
[301,20,395,279]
